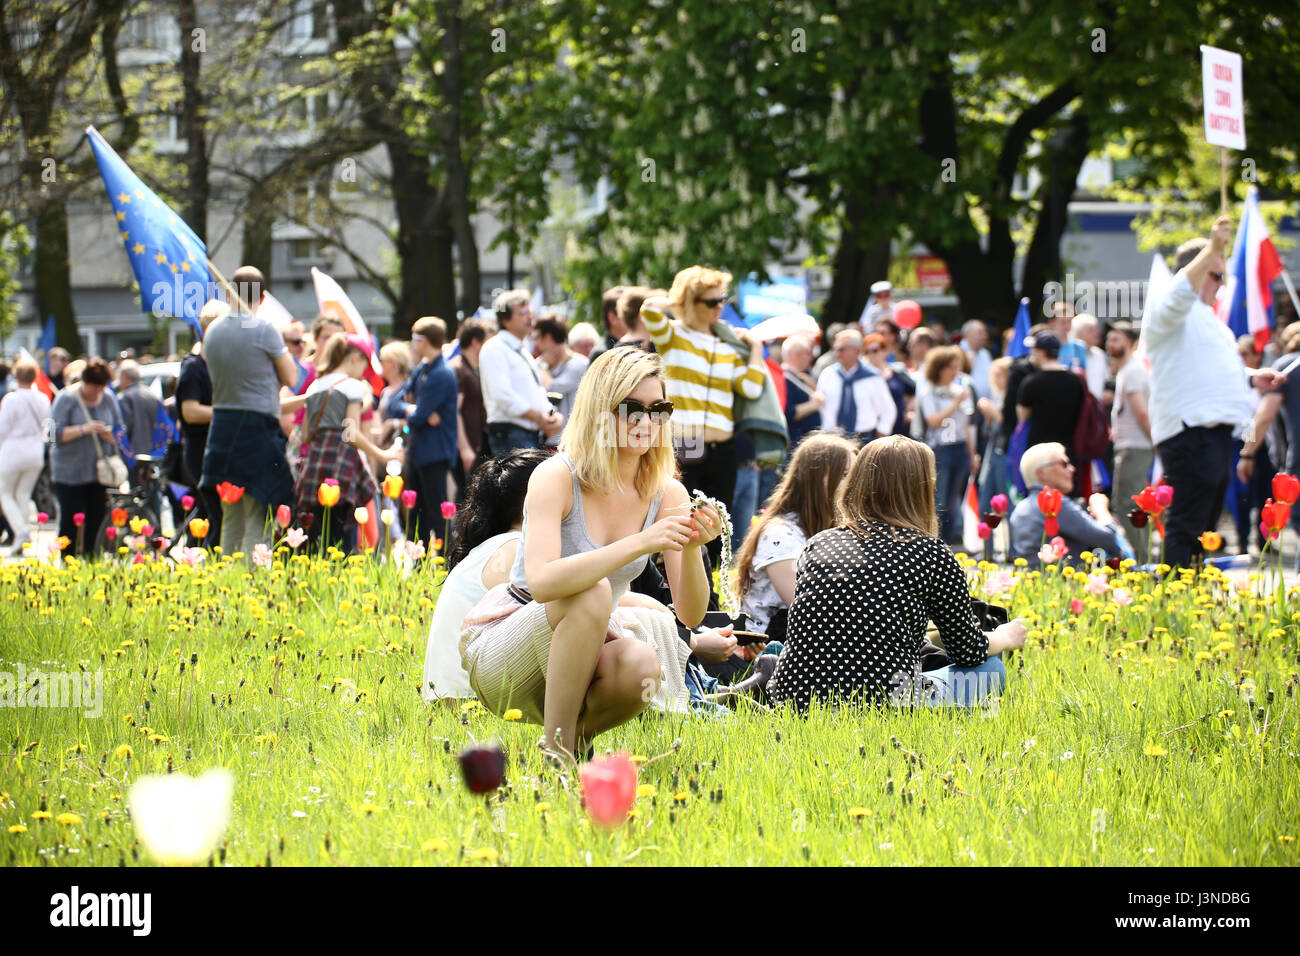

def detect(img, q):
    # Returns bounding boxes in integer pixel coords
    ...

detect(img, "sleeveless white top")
[422,531,520,701]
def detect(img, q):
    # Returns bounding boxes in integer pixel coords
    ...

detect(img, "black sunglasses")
[616,398,674,425]
[285,338,303,346]
[1209,271,1225,282]
[696,296,728,309]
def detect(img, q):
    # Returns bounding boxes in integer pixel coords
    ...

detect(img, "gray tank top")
[510,452,663,608]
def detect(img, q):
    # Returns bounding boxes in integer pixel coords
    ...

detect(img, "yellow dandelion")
[1281,836,1295,843]
[7,824,27,834]
[55,812,82,825]
[502,708,523,721]
[358,802,383,815]
[673,792,689,803]
[636,784,657,798]
[536,802,551,813]
[148,734,168,744]
[848,806,873,818]
[421,837,450,852]
[30,810,52,820]
[115,744,134,760]
[1217,710,1235,718]
[1143,743,1168,757]
[469,846,499,863]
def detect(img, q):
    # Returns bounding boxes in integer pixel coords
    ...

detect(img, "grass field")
[2,546,1297,866]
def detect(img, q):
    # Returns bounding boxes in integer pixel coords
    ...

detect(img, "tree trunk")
[33,197,79,351]
[437,0,477,333]
[390,142,455,340]
[1018,113,1091,309]
[176,0,208,241]
[239,184,274,285]
[822,193,892,330]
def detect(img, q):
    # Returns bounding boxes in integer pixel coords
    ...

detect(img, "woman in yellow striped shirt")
[641,266,767,563]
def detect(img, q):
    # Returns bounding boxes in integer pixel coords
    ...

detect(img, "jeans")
[926,656,1008,708]
[54,481,108,555]
[0,467,42,543]
[731,462,780,554]
[933,443,970,544]
[412,460,451,546]
[1157,425,1232,567]
[486,424,541,458]
[977,438,1007,516]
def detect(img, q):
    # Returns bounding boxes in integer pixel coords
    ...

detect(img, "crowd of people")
[2,216,1296,752]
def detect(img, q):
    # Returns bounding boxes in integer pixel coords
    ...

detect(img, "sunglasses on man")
[616,398,674,425]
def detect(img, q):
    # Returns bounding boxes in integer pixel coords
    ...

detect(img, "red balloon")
[893,299,922,329]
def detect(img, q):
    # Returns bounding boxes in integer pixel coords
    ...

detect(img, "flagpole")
[1278,269,1300,331]
[1220,147,1230,213]
[205,259,254,315]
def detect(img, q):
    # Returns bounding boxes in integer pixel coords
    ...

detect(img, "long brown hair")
[735,432,860,598]
[837,435,938,539]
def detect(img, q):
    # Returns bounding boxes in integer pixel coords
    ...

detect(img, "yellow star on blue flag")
[86,125,211,337]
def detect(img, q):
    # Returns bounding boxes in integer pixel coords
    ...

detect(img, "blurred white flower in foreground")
[127,768,233,865]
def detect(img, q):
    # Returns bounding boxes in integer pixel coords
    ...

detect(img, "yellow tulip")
[382,474,404,499]
[188,518,210,539]
[318,482,341,507]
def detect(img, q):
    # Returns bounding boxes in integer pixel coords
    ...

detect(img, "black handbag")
[920,600,1010,672]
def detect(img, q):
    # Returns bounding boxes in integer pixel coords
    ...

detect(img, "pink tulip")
[401,489,417,509]
[36,512,49,525]
[976,522,991,540]
[73,512,85,527]
[276,504,292,528]
[105,526,117,541]
[252,544,273,568]
[1112,588,1134,607]
[990,494,1009,516]
[1069,598,1084,615]
[580,752,637,829]
[284,528,308,549]
[441,501,458,520]
[1085,573,1109,596]
[1154,484,1174,509]
[181,494,195,512]
[140,523,153,538]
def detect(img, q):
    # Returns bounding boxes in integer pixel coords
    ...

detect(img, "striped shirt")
[644,310,764,435]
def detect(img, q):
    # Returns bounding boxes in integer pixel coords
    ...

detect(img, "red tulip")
[36,512,49,525]
[1261,498,1290,539]
[1133,485,1168,516]
[181,494,195,512]
[1127,508,1149,529]
[1272,472,1300,507]
[458,743,505,794]
[216,481,245,504]
[981,512,1002,530]
[152,536,167,551]
[73,512,85,527]
[1036,487,1062,517]
[1070,599,1084,615]
[299,512,316,531]
[580,752,638,829]
[977,521,991,540]
[1106,556,1121,570]
[276,504,292,528]
[441,501,458,520]
[1044,515,1059,538]
[990,494,1009,516]
[401,489,418,509]
[111,507,128,527]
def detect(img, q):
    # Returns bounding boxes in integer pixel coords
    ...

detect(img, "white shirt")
[1143,272,1253,447]
[740,514,806,634]
[479,328,552,431]
[961,344,993,400]
[0,388,51,474]
[1078,343,1108,400]
[423,531,519,701]
[817,360,897,435]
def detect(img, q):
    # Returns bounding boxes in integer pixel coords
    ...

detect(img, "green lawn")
[2,550,1297,866]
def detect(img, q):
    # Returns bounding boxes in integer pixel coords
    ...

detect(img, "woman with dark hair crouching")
[768,435,1026,712]
[423,448,552,703]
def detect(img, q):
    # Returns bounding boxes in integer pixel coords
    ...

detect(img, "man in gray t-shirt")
[203,310,288,419]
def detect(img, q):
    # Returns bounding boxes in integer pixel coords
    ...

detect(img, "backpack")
[1072,381,1109,460]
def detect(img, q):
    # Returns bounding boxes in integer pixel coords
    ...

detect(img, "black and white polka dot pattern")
[768,522,989,711]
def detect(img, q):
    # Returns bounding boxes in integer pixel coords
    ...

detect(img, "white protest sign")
[1201,45,1245,150]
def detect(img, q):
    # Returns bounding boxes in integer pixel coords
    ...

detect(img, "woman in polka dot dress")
[768,435,1026,711]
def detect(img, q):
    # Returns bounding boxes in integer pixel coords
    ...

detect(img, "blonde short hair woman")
[460,347,725,757]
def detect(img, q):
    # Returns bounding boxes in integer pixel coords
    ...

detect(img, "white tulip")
[127,768,233,866]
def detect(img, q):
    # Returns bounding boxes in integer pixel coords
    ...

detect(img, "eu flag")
[1006,298,1032,359]
[85,125,212,338]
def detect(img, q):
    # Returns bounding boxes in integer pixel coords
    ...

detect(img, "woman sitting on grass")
[459,347,724,757]
[424,448,550,703]
[768,435,1026,712]
[735,432,860,641]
